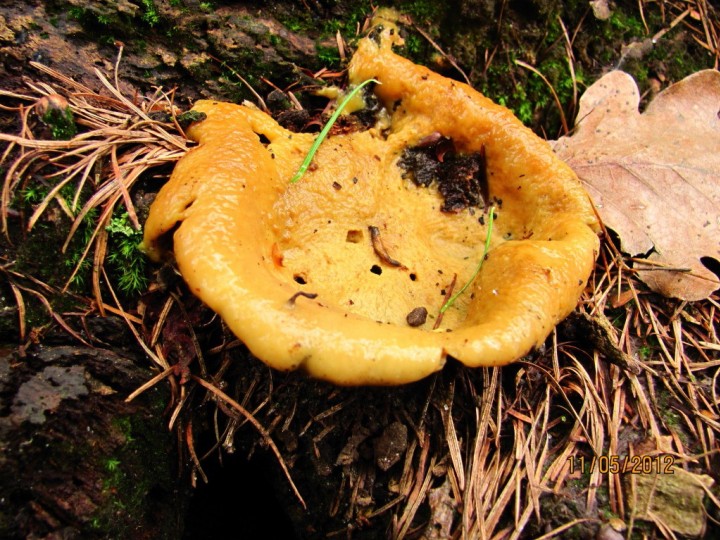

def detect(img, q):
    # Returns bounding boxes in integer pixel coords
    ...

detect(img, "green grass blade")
[289,78,380,184]
[439,206,496,315]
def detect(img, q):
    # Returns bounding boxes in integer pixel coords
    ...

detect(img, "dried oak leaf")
[554,70,720,300]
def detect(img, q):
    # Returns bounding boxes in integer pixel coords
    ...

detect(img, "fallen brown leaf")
[554,69,720,300]
[625,465,713,537]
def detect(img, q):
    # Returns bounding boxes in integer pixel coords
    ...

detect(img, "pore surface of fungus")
[143,22,599,385]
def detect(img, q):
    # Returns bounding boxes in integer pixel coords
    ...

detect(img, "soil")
[399,140,489,213]
[0,1,718,539]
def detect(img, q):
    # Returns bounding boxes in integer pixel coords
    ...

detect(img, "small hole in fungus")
[370,265,382,275]
[293,274,307,285]
[346,230,363,243]
[409,273,417,281]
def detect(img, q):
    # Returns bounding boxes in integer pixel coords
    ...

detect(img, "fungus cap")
[143,23,599,385]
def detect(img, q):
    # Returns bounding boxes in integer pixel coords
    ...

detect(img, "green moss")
[282,16,304,33]
[15,176,150,301]
[268,33,282,48]
[112,416,136,443]
[141,0,161,27]
[41,106,76,140]
[67,6,87,21]
[105,457,121,472]
[395,0,442,23]
[606,11,646,39]
[472,16,578,132]
[63,208,97,291]
[67,5,116,28]
[482,58,563,129]
[274,1,372,48]
[648,39,711,82]
[321,1,372,37]
[663,407,682,429]
[404,33,423,56]
[316,44,341,66]
[472,2,701,134]
[91,393,180,539]
[655,389,690,446]
[17,179,93,289]
[214,55,265,102]
[105,212,149,297]
[134,38,148,52]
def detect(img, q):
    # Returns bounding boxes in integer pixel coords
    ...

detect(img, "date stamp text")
[568,454,676,475]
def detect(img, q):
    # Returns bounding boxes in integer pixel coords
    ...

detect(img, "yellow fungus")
[143,18,599,385]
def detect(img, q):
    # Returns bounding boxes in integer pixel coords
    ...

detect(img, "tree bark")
[0,339,186,539]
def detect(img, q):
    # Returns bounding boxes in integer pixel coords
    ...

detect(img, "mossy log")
[0,341,185,539]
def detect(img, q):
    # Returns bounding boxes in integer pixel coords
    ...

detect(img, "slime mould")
[143,12,600,386]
